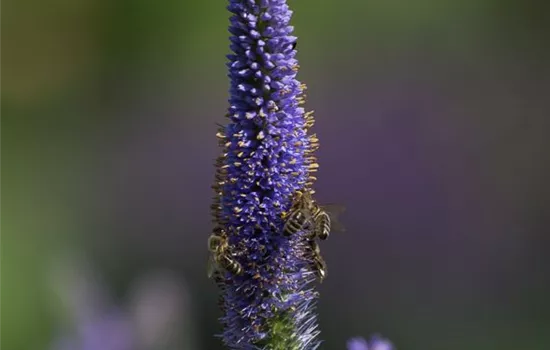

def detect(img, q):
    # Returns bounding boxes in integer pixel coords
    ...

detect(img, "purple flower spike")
[210,0,321,349]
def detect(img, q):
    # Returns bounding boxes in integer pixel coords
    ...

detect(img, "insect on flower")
[207,227,243,278]
[283,190,346,240]
[308,239,327,282]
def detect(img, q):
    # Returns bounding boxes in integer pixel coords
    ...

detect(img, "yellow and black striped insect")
[207,227,243,278]
[283,191,345,240]
[308,239,327,282]
[283,191,315,236]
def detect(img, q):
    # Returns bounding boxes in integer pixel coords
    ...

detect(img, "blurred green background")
[2,0,549,349]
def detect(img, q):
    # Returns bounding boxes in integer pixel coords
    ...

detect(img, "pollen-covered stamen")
[304,176,317,188]
[306,134,320,154]
[304,111,315,130]
[307,163,319,172]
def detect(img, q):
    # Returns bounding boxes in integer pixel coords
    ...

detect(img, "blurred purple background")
[3,1,550,349]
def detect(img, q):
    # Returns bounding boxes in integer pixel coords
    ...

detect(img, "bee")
[308,239,327,282]
[207,228,243,278]
[283,191,345,240]
[283,191,315,236]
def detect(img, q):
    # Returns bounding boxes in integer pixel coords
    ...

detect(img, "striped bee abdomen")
[283,209,312,236]
[314,211,331,240]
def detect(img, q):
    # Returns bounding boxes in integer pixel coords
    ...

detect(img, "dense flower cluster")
[210,0,322,349]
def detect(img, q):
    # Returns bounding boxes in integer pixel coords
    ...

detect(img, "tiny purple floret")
[347,335,395,350]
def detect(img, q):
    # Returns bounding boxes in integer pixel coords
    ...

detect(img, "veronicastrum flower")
[211,0,321,349]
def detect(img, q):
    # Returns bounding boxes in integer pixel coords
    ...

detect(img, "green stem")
[254,312,301,350]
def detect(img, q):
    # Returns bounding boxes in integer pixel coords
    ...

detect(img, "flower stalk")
[209,1,324,349]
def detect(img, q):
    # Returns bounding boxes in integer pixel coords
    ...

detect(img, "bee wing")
[329,218,346,234]
[321,203,346,216]
[321,203,346,233]
[207,255,218,279]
